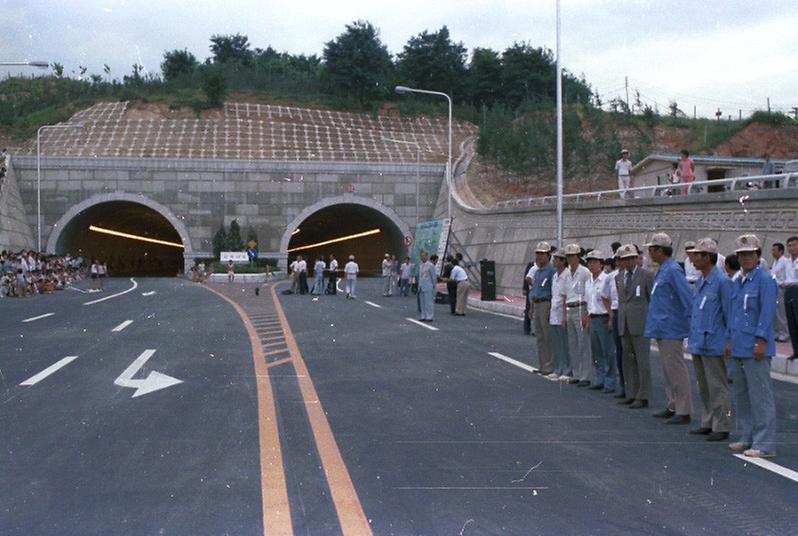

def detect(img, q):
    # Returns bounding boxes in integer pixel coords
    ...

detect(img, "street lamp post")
[381,137,421,226]
[395,86,452,222]
[555,0,564,249]
[37,123,83,251]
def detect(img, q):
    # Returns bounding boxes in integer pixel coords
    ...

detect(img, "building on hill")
[631,153,788,194]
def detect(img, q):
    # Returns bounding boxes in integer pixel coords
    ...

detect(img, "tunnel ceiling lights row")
[88,225,185,249]
[287,229,381,253]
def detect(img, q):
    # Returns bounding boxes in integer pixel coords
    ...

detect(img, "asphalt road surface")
[2,277,797,535]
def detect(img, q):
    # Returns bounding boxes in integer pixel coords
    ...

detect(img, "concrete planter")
[207,273,267,283]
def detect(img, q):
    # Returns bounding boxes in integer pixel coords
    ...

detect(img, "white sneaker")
[558,375,571,382]
[546,372,560,380]
[743,448,776,458]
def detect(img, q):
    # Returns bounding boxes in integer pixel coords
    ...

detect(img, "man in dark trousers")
[523,258,536,335]
[443,255,457,315]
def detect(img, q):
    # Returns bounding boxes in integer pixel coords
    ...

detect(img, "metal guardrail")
[494,173,798,209]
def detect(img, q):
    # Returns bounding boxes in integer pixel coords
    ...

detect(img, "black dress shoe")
[689,427,712,435]
[629,399,648,408]
[576,380,591,387]
[665,414,691,425]
[567,378,580,384]
[614,392,627,399]
[618,398,636,405]
[706,431,730,442]
[652,409,676,419]
[588,383,604,390]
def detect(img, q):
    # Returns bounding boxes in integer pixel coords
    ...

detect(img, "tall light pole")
[381,137,421,226]
[37,123,83,251]
[555,0,564,249]
[395,85,452,222]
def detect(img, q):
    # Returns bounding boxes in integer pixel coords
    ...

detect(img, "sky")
[2,0,797,118]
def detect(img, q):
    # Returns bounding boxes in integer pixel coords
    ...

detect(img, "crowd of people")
[284,251,473,319]
[522,233,798,460]
[0,250,90,297]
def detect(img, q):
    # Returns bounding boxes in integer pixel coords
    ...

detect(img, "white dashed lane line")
[19,356,79,386]
[364,301,383,309]
[111,320,134,332]
[22,313,54,323]
[733,454,798,484]
[488,352,539,374]
[406,318,439,331]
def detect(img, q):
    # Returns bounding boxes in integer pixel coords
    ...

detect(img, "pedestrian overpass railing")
[493,172,798,209]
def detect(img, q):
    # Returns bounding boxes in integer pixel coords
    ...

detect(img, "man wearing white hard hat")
[644,232,694,425]
[561,243,593,386]
[585,249,617,392]
[527,242,556,376]
[727,234,778,458]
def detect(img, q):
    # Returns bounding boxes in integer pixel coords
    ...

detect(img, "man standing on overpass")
[615,149,633,199]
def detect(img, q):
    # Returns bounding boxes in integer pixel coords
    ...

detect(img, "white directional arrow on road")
[114,349,183,398]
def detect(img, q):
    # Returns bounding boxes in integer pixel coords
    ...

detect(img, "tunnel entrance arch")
[281,195,411,276]
[47,193,192,276]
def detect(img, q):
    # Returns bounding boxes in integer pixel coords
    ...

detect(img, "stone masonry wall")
[0,156,35,252]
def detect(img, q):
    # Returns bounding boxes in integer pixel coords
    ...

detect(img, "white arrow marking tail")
[114,349,182,398]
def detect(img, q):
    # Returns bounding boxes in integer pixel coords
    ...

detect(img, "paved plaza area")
[1,277,797,535]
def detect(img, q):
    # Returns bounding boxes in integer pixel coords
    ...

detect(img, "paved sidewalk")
[467,289,798,379]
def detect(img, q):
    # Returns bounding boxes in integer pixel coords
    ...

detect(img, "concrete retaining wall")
[0,156,35,252]
[446,189,798,297]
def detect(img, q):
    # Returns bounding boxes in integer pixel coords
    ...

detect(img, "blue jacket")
[644,257,694,339]
[530,263,556,301]
[687,267,731,356]
[728,266,777,358]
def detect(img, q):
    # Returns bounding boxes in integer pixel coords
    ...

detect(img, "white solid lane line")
[142,291,157,296]
[406,318,440,331]
[20,356,79,386]
[488,352,539,374]
[112,320,134,332]
[733,454,798,483]
[364,301,383,309]
[22,313,54,323]
[83,277,138,305]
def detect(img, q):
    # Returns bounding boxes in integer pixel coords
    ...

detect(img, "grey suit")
[616,266,654,401]
[417,261,437,320]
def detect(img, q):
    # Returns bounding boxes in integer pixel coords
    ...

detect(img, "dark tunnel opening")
[54,201,184,277]
[286,204,406,277]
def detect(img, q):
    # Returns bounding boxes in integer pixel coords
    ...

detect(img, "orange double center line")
[202,285,292,535]
[270,284,373,536]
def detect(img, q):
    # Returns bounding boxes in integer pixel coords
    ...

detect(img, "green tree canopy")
[322,20,393,106]
[227,219,244,251]
[500,43,556,108]
[201,65,228,107]
[161,49,199,82]
[466,47,502,108]
[212,224,227,258]
[396,26,467,100]
[210,33,253,64]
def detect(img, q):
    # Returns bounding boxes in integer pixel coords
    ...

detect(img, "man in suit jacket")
[615,244,655,408]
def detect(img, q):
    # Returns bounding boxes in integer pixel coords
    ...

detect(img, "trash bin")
[480,259,496,301]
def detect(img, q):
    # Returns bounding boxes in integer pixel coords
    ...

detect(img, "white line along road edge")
[406,318,440,331]
[84,278,138,305]
[488,352,539,374]
[22,312,54,323]
[112,320,134,332]
[733,454,798,484]
[364,301,383,309]
[20,356,79,386]
[114,349,182,398]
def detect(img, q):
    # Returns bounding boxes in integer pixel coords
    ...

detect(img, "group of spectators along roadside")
[521,233,798,460]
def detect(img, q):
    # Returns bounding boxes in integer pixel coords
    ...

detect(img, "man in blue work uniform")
[687,238,732,441]
[644,232,694,425]
[527,242,556,376]
[727,234,778,458]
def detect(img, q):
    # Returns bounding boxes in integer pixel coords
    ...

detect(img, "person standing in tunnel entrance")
[311,256,325,296]
[326,254,338,295]
[382,254,394,297]
[344,255,359,299]
[297,255,309,294]
[417,251,437,322]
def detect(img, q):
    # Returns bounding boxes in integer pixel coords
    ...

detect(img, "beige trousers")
[656,339,693,416]
[533,301,554,373]
[692,355,730,432]
[455,280,470,314]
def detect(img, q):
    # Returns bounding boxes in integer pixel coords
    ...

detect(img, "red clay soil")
[714,123,798,159]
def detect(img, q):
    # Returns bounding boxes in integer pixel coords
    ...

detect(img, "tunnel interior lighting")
[88,225,184,249]
[292,228,301,236]
[287,229,381,253]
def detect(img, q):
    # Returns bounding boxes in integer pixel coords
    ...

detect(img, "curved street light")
[394,85,452,222]
[0,61,50,68]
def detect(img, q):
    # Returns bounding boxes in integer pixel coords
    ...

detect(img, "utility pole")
[625,76,630,112]
[693,105,696,119]
[739,109,742,120]
[767,97,771,112]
